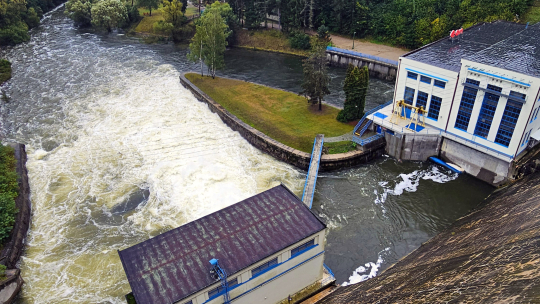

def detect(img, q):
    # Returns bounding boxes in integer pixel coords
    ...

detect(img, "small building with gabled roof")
[118,184,333,304]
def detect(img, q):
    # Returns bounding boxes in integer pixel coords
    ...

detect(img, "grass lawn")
[135,8,165,33]
[185,73,353,152]
[324,141,357,154]
[235,29,310,57]
[185,7,198,17]
[523,0,540,24]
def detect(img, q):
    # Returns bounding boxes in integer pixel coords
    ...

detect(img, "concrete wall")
[440,138,511,186]
[180,74,385,172]
[326,51,397,81]
[181,230,326,304]
[383,131,442,162]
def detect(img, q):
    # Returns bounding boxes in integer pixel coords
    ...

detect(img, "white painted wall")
[178,230,327,304]
[446,60,540,158]
[395,58,459,130]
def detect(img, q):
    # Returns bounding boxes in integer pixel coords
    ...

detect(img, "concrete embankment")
[0,144,31,303]
[326,48,398,81]
[180,74,385,171]
[315,171,540,303]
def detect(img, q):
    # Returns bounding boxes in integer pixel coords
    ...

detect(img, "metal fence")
[326,46,399,66]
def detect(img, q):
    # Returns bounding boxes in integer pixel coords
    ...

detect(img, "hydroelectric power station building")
[363,21,540,185]
[118,185,334,304]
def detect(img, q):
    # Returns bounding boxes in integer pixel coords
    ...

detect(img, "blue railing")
[352,133,384,146]
[323,263,335,277]
[326,46,399,66]
[353,100,393,135]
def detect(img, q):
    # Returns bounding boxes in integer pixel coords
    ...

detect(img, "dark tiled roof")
[467,22,540,77]
[118,185,326,304]
[404,21,527,72]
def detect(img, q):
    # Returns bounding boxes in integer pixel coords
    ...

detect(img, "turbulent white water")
[1,10,304,304]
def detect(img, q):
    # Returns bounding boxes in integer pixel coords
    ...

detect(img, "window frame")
[434,80,446,89]
[420,75,432,84]
[407,71,418,80]
[428,95,442,120]
[494,100,522,147]
[251,257,279,278]
[291,239,316,258]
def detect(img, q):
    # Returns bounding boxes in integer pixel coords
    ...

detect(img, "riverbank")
[185,73,352,153]
[235,29,310,57]
[180,73,385,171]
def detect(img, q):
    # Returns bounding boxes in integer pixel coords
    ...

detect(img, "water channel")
[0,7,494,303]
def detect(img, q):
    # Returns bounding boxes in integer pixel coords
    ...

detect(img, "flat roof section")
[118,184,326,304]
[404,21,527,72]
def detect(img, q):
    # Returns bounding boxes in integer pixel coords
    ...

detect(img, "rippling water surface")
[0,7,493,303]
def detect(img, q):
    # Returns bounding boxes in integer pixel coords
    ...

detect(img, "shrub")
[0,144,18,243]
[0,22,29,45]
[153,21,174,35]
[289,30,311,50]
[0,60,12,84]
[65,0,93,27]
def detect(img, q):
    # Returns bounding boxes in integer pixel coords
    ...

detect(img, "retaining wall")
[384,132,442,162]
[180,74,385,171]
[326,50,398,81]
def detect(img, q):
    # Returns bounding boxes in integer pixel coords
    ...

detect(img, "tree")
[138,0,159,16]
[187,8,230,78]
[91,0,128,32]
[65,0,93,27]
[337,65,369,122]
[180,0,187,15]
[162,0,184,26]
[300,42,330,111]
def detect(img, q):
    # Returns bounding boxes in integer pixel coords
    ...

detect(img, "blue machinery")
[429,157,463,174]
[209,258,231,304]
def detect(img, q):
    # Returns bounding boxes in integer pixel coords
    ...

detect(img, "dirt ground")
[329,34,408,61]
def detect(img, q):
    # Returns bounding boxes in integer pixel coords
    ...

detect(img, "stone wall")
[316,171,540,303]
[326,51,397,81]
[180,74,385,172]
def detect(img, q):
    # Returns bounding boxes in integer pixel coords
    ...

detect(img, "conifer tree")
[337,65,369,122]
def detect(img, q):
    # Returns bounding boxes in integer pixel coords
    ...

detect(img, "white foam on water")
[342,247,391,286]
[16,53,304,303]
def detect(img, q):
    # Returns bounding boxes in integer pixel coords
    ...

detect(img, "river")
[0,7,493,303]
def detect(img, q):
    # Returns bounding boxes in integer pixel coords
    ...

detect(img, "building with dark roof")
[365,21,540,185]
[118,184,333,304]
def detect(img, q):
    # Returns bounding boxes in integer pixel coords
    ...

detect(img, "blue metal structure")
[429,157,463,174]
[210,258,231,304]
[352,100,393,139]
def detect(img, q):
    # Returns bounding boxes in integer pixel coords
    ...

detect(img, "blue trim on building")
[222,250,326,303]
[467,68,531,87]
[405,68,448,82]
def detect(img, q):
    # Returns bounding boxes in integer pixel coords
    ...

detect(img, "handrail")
[326,46,399,66]
[353,100,393,134]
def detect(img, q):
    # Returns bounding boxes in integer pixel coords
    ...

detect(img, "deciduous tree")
[65,0,93,27]
[138,0,159,16]
[91,0,128,32]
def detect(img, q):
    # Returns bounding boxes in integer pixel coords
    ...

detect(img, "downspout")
[391,58,402,115]
[445,74,461,132]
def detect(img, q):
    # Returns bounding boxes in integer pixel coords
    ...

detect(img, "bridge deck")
[302,134,324,208]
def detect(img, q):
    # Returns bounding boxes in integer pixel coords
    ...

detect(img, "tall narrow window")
[509,91,526,101]
[522,130,532,147]
[474,91,500,138]
[535,107,540,120]
[404,87,415,105]
[531,108,539,123]
[455,84,479,131]
[495,100,522,147]
[428,96,442,120]
[434,80,446,89]
[416,91,429,109]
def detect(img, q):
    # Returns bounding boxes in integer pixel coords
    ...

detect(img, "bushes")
[288,30,311,50]
[0,59,12,84]
[65,0,94,27]
[0,144,18,243]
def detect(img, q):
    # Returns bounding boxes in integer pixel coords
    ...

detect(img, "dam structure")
[362,21,540,186]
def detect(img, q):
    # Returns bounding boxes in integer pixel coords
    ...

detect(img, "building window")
[407,72,418,80]
[466,78,480,86]
[522,130,532,147]
[404,87,415,105]
[474,92,501,138]
[291,239,315,257]
[185,301,193,304]
[509,91,526,101]
[420,75,432,84]
[495,100,522,147]
[208,278,239,299]
[428,96,442,120]
[535,107,540,121]
[434,80,446,89]
[252,257,278,278]
[416,91,429,110]
[486,84,502,93]
[530,108,538,123]
[455,86,479,131]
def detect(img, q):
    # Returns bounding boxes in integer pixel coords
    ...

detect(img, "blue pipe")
[429,157,463,174]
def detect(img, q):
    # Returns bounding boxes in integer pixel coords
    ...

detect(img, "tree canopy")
[300,42,330,111]
[91,0,128,32]
[188,2,231,78]
[65,0,93,26]
[138,0,159,16]
[337,64,369,122]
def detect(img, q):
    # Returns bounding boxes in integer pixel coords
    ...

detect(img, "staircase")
[353,100,393,137]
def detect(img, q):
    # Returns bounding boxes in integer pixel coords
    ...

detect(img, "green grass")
[236,29,310,57]
[523,0,540,24]
[135,8,165,33]
[324,141,357,154]
[185,74,353,152]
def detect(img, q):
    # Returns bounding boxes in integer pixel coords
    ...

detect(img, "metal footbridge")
[302,134,324,209]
